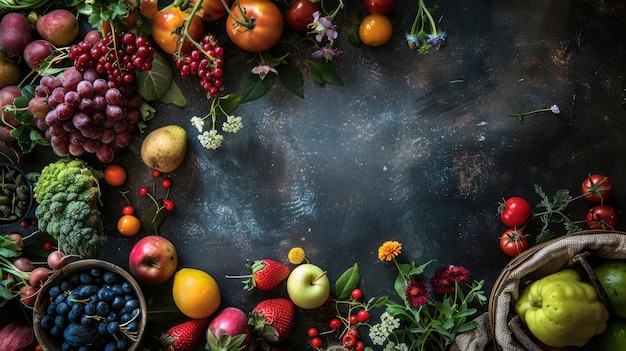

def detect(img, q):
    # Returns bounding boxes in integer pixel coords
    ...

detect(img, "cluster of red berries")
[20,217,37,229]
[69,31,154,92]
[117,169,175,237]
[174,34,225,98]
[307,288,370,350]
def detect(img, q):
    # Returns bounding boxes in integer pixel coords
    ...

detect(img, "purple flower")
[405,33,421,49]
[431,265,470,294]
[312,46,343,61]
[426,31,447,49]
[405,280,429,307]
[308,11,338,42]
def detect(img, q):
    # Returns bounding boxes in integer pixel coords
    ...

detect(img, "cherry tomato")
[103,164,127,186]
[163,199,176,211]
[307,327,318,338]
[152,7,204,55]
[499,228,528,257]
[500,197,532,227]
[286,0,320,32]
[364,0,396,15]
[329,317,342,330]
[357,309,370,322]
[359,14,393,47]
[311,337,323,348]
[350,288,363,300]
[117,215,141,236]
[225,0,283,52]
[581,174,612,204]
[191,0,230,21]
[586,205,618,230]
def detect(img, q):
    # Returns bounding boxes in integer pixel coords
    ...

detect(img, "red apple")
[129,235,178,285]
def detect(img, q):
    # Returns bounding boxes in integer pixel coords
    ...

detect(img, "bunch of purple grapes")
[68,31,154,93]
[35,67,142,163]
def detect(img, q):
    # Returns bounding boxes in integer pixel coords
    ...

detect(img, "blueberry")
[106,321,119,334]
[56,301,70,315]
[111,296,125,310]
[40,315,54,329]
[50,325,64,336]
[123,298,138,312]
[120,312,132,324]
[96,301,110,316]
[80,314,94,327]
[116,338,129,350]
[126,321,138,332]
[54,293,66,304]
[48,285,62,298]
[98,287,114,301]
[84,302,96,315]
[61,278,75,291]
[107,311,118,322]
[46,302,58,316]
[68,273,81,286]
[103,271,120,284]
[104,341,117,351]
[78,347,90,351]
[79,272,94,284]
[90,267,104,277]
[121,282,133,294]
[111,284,123,296]
[54,315,68,328]
[61,341,73,351]
[98,321,108,334]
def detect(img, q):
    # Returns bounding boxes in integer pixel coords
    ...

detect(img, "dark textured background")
[3,0,626,349]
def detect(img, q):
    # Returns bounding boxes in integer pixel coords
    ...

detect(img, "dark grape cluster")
[38,267,142,351]
[174,34,225,97]
[68,31,154,92]
[35,67,142,163]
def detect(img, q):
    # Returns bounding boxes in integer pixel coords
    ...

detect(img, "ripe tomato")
[500,228,528,257]
[191,0,230,21]
[117,215,141,236]
[103,164,127,186]
[586,205,618,230]
[286,0,320,32]
[152,7,204,55]
[225,0,283,52]
[359,14,393,47]
[500,197,532,227]
[581,174,613,204]
[364,0,396,15]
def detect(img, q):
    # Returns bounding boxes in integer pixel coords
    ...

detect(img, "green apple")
[287,263,330,309]
[594,260,626,318]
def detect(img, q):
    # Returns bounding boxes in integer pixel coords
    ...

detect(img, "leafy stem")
[509,105,560,120]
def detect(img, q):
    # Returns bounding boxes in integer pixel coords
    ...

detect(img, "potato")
[140,125,187,173]
[36,9,79,46]
[0,12,33,57]
[0,51,20,88]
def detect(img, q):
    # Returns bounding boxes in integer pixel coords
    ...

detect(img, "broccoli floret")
[33,158,106,258]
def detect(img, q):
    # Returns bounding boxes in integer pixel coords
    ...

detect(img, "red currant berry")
[122,206,135,216]
[329,318,342,330]
[43,241,53,252]
[139,186,149,196]
[342,333,357,349]
[357,309,370,323]
[161,178,172,189]
[163,199,175,211]
[355,341,365,351]
[151,169,161,178]
[351,288,363,300]
[310,337,323,348]
[349,315,358,325]
[307,327,319,338]
[20,219,29,228]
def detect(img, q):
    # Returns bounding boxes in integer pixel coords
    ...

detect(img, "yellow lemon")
[172,268,221,319]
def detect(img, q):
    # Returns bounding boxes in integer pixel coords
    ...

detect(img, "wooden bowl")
[33,259,147,351]
[0,163,33,224]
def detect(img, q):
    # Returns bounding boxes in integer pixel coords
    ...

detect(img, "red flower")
[431,265,470,294]
[405,280,429,307]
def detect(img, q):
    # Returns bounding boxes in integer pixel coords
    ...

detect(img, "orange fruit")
[359,14,393,47]
[172,268,221,319]
[103,164,127,186]
[117,215,141,236]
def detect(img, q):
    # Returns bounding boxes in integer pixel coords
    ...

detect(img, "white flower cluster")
[190,115,243,150]
[369,312,401,345]
[198,130,224,150]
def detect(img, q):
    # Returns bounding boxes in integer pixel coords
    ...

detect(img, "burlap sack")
[488,230,626,351]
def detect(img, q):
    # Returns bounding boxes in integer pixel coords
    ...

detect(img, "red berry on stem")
[139,186,149,196]
[43,241,53,251]
[122,205,135,215]
[357,309,370,323]
[151,169,161,178]
[161,178,172,189]
[163,199,175,211]
[329,318,342,330]
[311,337,323,348]
[307,327,319,338]
[355,341,365,351]
[20,219,29,228]
[349,314,358,325]
[351,288,363,300]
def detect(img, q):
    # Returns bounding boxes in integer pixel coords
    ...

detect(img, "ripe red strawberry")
[249,298,295,344]
[160,318,210,351]
[228,259,290,291]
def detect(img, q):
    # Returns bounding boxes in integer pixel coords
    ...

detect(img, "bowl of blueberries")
[33,259,147,351]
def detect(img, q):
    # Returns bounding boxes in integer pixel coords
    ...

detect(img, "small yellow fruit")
[172,268,221,319]
[140,125,187,173]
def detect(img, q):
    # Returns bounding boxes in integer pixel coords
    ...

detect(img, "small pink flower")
[251,64,278,80]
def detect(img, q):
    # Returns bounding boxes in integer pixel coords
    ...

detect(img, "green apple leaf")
[335,263,360,299]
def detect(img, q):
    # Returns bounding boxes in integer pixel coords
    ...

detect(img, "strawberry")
[227,259,290,291]
[159,318,210,351]
[249,298,295,344]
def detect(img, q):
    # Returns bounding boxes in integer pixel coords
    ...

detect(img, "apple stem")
[311,271,328,284]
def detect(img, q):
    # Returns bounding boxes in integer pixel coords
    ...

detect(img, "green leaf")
[334,263,360,299]
[308,59,343,85]
[158,79,188,107]
[278,57,304,98]
[455,320,478,333]
[146,280,188,324]
[348,12,363,47]
[0,236,21,258]
[216,94,242,116]
[241,73,274,103]
[373,296,388,307]
[136,50,173,101]
[140,201,169,234]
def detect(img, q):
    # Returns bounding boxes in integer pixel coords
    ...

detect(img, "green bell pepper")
[514,268,609,347]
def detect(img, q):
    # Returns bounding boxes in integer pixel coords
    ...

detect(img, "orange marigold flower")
[378,241,402,261]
